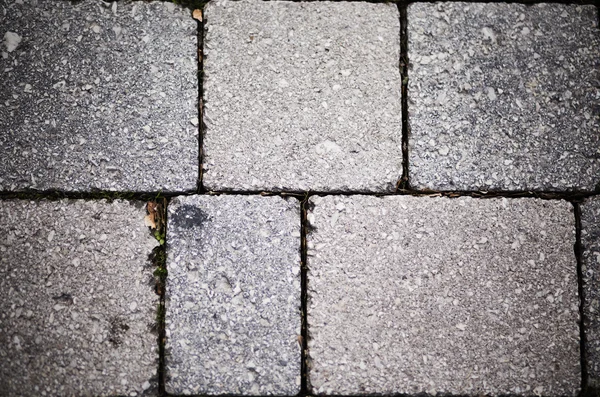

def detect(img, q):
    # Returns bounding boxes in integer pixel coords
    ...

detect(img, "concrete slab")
[0,0,198,192]
[581,197,600,389]
[408,3,600,192]
[307,195,580,396]
[0,199,159,396]
[165,195,301,395]
[203,0,402,192]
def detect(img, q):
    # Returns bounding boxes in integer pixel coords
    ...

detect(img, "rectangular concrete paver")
[0,0,198,192]
[203,0,402,192]
[165,195,301,395]
[0,199,159,396]
[408,3,600,192]
[581,197,600,389]
[307,195,580,396]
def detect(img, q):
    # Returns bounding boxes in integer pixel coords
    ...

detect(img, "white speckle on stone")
[341,69,351,77]
[91,24,101,34]
[3,31,21,52]
[481,27,496,43]
[438,146,450,156]
[24,84,32,93]
[315,140,342,155]
[455,323,467,331]
[486,87,497,101]
[142,381,151,390]
[47,230,55,242]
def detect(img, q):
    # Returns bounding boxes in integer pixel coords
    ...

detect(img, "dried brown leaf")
[193,9,203,22]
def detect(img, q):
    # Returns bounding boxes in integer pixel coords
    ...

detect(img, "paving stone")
[0,0,198,192]
[581,197,600,389]
[408,3,600,192]
[0,199,159,396]
[203,0,402,192]
[165,195,301,395]
[307,195,580,396]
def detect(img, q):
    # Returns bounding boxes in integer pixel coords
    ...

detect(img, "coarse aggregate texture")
[307,195,580,396]
[0,199,159,396]
[203,0,402,192]
[165,195,302,395]
[408,3,600,192]
[581,197,600,389]
[0,0,198,192]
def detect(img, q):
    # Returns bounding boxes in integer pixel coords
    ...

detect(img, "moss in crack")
[146,197,168,395]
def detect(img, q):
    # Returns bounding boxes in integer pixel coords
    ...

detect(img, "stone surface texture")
[165,195,301,395]
[408,3,600,191]
[307,195,580,396]
[0,199,159,396]
[203,0,402,192]
[581,197,600,389]
[0,0,198,192]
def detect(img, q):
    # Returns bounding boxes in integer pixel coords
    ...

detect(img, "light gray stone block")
[165,195,301,395]
[581,197,600,389]
[203,0,402,192]
[408,3,600,192]
[0,0,198,192]
[307,195,580,396]
[0,199,159,396]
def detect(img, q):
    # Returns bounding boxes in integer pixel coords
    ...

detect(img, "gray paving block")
[203,0,402,192]
[0,0,198,192]
[307,195,580,396]
[581,197,600,389]
[408,3,600,192]
[0,199,159,396]
[165,195,301,395]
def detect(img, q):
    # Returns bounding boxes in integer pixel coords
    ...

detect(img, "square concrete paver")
[203,0,402,192]
[408,3,600,191]
[0,199,159,396]
[165,195,301,395]
[581,197,600,389]
[307,195,580,396]
[0,0,198,192]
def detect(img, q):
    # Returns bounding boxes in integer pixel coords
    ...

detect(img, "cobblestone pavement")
[0,0,598,396]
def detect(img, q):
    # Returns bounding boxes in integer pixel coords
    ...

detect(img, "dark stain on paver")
[52,293,74,305]
[170,204,209,229]
[108,317,130,347]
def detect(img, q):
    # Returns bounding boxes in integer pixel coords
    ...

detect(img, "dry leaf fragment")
[145,201,158,229]
[193,9,203,22]
[144,214,156,229]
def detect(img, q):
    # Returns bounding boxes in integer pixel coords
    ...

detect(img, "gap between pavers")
[165,194,302,395]
[307,195,580,396]
[0,199,159,396]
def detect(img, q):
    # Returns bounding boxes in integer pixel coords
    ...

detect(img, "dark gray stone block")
[203,0,402,192]
[581,197,600,389]
[0,0,198,192]
[0,199,159,396]
[408,3,600,192]
[165,195,301,395]
[308,195,580,396]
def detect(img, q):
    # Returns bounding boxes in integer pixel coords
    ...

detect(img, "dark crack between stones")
[398,1,410,191]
